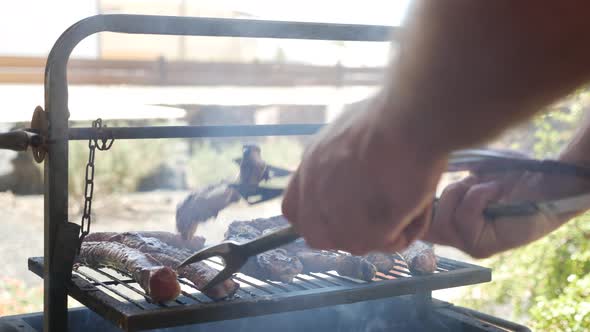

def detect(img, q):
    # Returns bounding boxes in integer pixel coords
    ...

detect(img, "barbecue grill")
[0,14,531,332]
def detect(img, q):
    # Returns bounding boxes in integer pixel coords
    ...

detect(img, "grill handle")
[0,130,43,151]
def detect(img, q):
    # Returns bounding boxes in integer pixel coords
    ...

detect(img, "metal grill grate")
[29,255,490,332]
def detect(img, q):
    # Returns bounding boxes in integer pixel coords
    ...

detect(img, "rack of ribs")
[85,231,205,251]
[84,232,239,300]
[78,241,181,303]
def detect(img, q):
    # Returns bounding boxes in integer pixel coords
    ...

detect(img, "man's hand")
[423,170,590,259]
[283,0,590,256]
[282,99,448,255]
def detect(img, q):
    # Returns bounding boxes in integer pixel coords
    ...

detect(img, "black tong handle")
[241,225,300,256]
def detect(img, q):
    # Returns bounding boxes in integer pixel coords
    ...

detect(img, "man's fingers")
[423,177,475,245]
[456,181,502,224]
[454,181,502,256]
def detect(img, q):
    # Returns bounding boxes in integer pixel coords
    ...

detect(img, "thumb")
[423,176,476,245]
[282,169,302,225]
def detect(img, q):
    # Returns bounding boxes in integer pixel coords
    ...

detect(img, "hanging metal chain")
[78,119,114,248]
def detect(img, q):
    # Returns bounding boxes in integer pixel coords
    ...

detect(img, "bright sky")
[0,0,412,57]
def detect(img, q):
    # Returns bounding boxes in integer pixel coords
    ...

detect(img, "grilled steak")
[86,232,239,300]
[78,241,181,303]
[175,145,270,240]
[224,222,303,283]
[85,231,205,251]
[176,184,241,240]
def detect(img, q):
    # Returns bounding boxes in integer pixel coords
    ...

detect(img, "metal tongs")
[447,149,590,219]
[180,148,590,291]
[179,225,300,291]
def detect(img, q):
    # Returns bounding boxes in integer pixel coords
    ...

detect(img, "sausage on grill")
[110,232,239,300]
[399,241,438,275]
[87,232,239,300]
[78,241,181,303]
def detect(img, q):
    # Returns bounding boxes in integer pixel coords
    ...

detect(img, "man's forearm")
[378,1,590,153]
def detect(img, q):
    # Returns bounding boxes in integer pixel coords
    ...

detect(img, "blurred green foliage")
[459,90,590,330]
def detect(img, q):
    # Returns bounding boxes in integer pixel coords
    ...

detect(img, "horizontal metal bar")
[67,124,324,140]
[100,15,397,42]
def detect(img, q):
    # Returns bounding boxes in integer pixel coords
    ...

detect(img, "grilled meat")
[274,235,376,281]
[234,215,289,232]
[176,184,241,240]
[85,231,205,251]
[399,241,438,275]
[236,145,269,185]
[224,222,303,283]
[78,241,181,303]
[296,251,376,281]
[364,253,397,274]
[175,145,271,240]
[150,252,238,301]
[240,215,437,276]
[86,232,239,300]
[231,221,376,282]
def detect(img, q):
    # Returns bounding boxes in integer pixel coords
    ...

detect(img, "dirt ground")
[0,190,478,303]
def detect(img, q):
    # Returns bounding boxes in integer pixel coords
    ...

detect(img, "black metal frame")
[42,14,397,332]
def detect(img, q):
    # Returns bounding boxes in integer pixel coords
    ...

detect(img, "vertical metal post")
[413,291,433,319]
[43,47,71,332]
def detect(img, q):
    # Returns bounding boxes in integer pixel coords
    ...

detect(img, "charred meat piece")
[296,251,376,281]
[277,236,376,281]
[85,231,205,252]
[78,241,181,303]
[237,215,289,232]
[364,252,397,274]
[239,215,438,276]
[134,231,206,251]
[175,145,272,240]
[256,226,377,281]
[236,145,270,185]
[89,232,239,300]
[224,223,303,283]
[150,252,238,301]
[399,241,438,275]
[176,185,241,240]
[240,248,303,283]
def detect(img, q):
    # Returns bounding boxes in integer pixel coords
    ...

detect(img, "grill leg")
[413,290,433,319]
